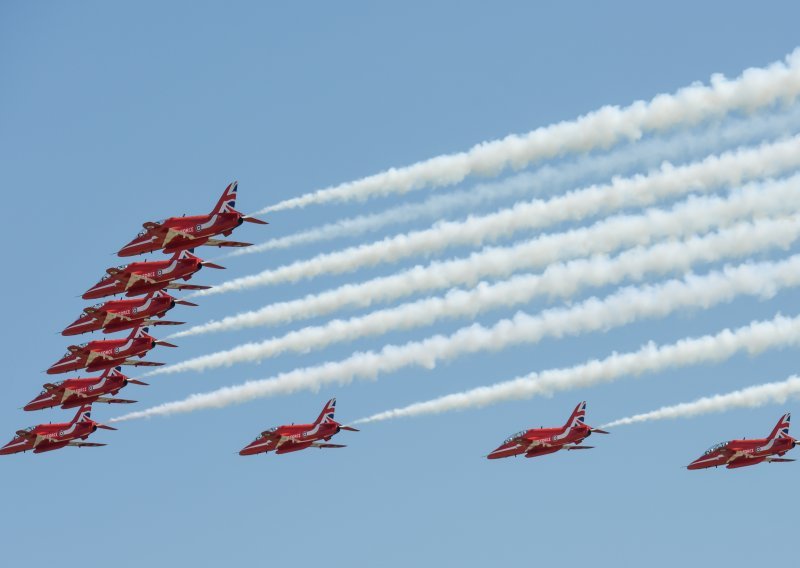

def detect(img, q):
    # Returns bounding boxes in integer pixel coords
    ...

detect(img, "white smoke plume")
[355,314,800,423]
[163,217,800,370]
[177,176,800,333]
[203,139,800,292]
[602,376,800,428]
[118,254,800,419]
[256,49,800,213]
[242,105,800,254]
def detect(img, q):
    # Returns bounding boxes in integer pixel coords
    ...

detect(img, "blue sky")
[2,2,800,566]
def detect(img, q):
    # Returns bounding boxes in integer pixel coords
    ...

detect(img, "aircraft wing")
[310,443,346,449]
[68,442,106,448]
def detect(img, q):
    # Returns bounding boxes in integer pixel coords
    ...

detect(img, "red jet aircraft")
[47,326,175,375]
[82,249,223,300]
[117,181,267,257]
[239,398,359,456]
[487,401,608,460]
[687,413,798,470]
[0,404,115,455]
[24,367,147,411]
[63,290,196,336]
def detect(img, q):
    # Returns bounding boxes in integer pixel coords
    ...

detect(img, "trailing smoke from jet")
[177,176,800,333]
[120,254,800,419]
[354,314,800,423]
[602,376,800,428]
[164,216,800,368]
[199,140,800,294]
[235,106,800,255]
[256,49,800,214]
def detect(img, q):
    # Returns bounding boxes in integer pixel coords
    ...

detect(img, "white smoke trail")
[163,217,800,371]
[257,49,800,213]
[118,254,800,419]
[241,105,800,254]
[204,138,800,292]
[355,314,800,423]
[177,175,800,335]
[602,376,800,428]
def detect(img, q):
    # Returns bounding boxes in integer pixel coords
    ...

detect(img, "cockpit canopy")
[504,430,528,444]
[137,220,165,236]
[39,381,64,395]
[704,441,729,455]
[83,302,105,314]
[256,427,278,440]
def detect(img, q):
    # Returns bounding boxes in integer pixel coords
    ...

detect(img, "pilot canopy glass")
[704,441,729,455]
[256,427,278,439]
[504,430,527,444]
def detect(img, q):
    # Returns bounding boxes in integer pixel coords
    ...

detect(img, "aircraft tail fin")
[313,398,337,425]
[212,181,238,214]
[563,401,587,431]
[72,403,93,424]
[130,326,151,339]
[767,412,791,440]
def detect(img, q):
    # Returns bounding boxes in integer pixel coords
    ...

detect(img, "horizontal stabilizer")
[201,261,226,270]
[95,397,137,405]
[243,216,268,225]
[767,457,796,463]
[155,340,178,348]
[69,442,106,448]
[566,445,594,450]
[205,238,253,248]
[167,283,211,291]
[151,320,185,327]
[127,378,149,386]
[312,443,346,449]
[175,299,198,307]
[125,360,164,367]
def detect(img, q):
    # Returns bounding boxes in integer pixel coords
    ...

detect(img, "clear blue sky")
[2,2,800,567]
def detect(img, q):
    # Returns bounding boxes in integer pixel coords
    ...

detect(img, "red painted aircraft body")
[24,367,147,411]
[239,398,358,456]
[487,401,608,460]
[0,404,115,455]
[688,413,798,470]
[46,326,175,375]
[62,290,196,336]
[117,181,267,257]
[82,250,223,300]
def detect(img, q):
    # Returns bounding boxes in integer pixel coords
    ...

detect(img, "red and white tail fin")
[767,412,791,440]
[313,398,337,425]
[563,401,587,431]
[129,326,151,339]
[72,403,93,424]
[212,181,238,214]
[175,249,200,261]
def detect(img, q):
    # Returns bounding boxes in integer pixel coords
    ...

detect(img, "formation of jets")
[2,182,267,456]
[3,181,796,471]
